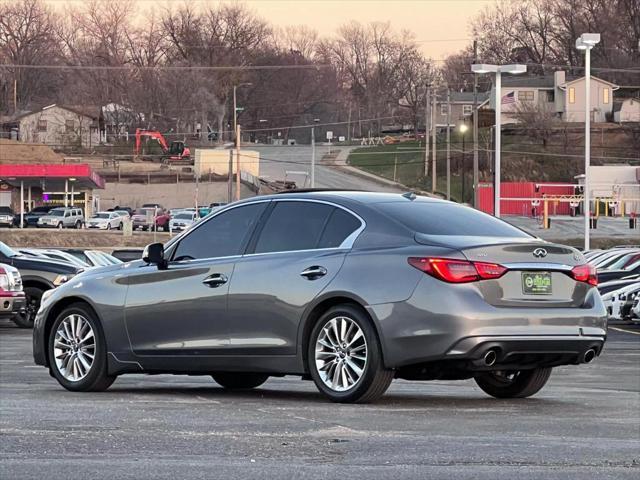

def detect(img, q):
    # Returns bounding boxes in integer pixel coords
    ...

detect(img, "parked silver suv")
[37,207,84,229]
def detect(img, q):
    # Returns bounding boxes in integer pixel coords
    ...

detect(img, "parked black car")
[0,206,16,228]
[0,242,82,328]
[18,205,59,228]
[597,260,640,284]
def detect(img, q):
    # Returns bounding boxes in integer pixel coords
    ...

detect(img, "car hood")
[7,255,82,274]
[88,218,108,223]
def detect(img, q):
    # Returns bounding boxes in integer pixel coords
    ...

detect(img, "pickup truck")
[0,241,82,328]
[0,263,26,327]
[131,207,170,232]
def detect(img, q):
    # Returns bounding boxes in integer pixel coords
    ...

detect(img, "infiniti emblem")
[533,248,548,258]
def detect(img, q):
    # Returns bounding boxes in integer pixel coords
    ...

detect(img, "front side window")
[569,87,576,104]
[254,202,335,254]
[65,120,75,133]
[462,105,472,116]
[173,202,267,261]
[603,88,609,104]
[37,119,47,132]
[440,104,448,116]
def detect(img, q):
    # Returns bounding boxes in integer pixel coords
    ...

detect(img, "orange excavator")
[134,129,191,164]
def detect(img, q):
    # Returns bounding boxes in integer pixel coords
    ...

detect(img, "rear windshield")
[377,202,532,238]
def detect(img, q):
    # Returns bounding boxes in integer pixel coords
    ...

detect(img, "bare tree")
[510,100,560,147]
[0,0,62,112]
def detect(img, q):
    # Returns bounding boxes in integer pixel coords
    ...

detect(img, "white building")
[487,71,619,124]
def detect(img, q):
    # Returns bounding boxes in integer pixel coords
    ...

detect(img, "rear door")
[226,200,363,355]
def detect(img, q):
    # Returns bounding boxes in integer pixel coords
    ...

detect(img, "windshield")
[377,201,532,238]
[93,213,111,219]
[49,209,65,217]
[136,209,154,215]
[0,207,12,214]
[0,241,19,258]
[175,213,194,220]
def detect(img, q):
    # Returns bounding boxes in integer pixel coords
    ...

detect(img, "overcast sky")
[57,0,495,59]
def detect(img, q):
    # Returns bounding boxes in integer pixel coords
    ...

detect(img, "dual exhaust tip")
[481,347,597,366]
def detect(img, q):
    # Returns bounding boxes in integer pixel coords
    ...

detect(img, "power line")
[0,63,330,71]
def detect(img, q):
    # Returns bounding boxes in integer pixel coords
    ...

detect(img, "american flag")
[501,91,516,105]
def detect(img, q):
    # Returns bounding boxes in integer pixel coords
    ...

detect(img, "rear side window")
[254,202,334,253]
[318,208,362,248]
[173,202,267,260]
[377,202,531,237]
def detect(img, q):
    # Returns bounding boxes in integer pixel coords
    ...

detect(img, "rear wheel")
[57,222,63,229]
[474,368,552,399]
[308,305,393,403]
[48,303,115,392]
[75,221,81,229]
[212,373,269,390]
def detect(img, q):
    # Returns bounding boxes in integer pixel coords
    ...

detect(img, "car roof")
[242,190,442,205]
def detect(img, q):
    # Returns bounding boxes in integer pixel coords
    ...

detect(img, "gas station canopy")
[0,164,105,190]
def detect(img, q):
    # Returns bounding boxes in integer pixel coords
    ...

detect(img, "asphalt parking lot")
[1,320,638,480]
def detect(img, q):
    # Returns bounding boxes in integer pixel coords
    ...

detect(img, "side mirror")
[142,242,167,269]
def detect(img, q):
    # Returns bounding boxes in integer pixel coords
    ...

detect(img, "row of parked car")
[0,202,227,232]
[0,241,122,328]
[586,246,640,323]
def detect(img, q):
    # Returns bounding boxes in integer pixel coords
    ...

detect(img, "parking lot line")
[609,326,640,336]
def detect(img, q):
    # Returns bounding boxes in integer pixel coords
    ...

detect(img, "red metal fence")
[478,182,575,216]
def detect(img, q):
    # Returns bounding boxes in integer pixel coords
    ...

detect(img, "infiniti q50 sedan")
[33,191,607,403]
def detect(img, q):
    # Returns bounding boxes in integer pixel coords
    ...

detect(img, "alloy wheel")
[314,316,367,392]
[53,314,96,382]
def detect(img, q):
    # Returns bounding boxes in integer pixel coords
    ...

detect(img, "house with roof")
[486,71,619,124]
[0,104,104,148]
[613,97,640,123]
[434,92,491,128]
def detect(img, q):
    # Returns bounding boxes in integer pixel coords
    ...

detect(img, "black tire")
[307,304,393,403]
[163,223,169,232]
[212,373,269,390]
[57,222,63,229]
[474,368,552,399]
[47,303,115,392]
[107,223,111,230]
[12,286,44,329]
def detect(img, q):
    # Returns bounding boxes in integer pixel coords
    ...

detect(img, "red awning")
[0,164,105,190]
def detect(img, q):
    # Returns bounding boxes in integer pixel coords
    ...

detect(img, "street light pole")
[471,63,527,217]
[494,70,502,217]
[576,33,600,251]
[311,125,315,188]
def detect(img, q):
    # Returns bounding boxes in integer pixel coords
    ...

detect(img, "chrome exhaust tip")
[583,348,597,364]
[484,349,498,367]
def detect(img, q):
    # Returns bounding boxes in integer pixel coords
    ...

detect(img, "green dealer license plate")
[522,272,552,295]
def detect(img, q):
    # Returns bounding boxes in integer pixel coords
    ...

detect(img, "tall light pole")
[471,64,527,217]
[576,33,601,251]
[458,123,468,204]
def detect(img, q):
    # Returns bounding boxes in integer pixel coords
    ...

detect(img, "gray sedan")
[33,191,607,403]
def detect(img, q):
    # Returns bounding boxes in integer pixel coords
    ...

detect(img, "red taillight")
[570,264,598,286]
[408,257,507,283]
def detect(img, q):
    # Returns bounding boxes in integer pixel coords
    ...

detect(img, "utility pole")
[13,79,17,113]
[446,87,451,200]
[233,85,238,144]
[311,125,315,188]
[347,104,352,142]
[431,88,437,193]
[235,125,241,201]
[472,39,479,208]
[424,84,430,177]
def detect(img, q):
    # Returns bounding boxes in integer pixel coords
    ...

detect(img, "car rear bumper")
[367,276,608,369]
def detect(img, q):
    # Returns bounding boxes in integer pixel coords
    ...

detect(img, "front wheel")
[48,303,115,392]
[12,286,44,328]
[474,368,552,399]
[212,373,269,390]
[308,305,393,403]
[57,222,63,229]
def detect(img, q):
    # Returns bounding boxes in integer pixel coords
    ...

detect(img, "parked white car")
[169,211,198,232]
[86,212,123,230]
[602,283,640,321]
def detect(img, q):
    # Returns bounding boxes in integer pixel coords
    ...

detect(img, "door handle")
[300,266,327,279]
[202,273,228,288]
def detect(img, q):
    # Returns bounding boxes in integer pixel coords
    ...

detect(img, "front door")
[123,201,269,357]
